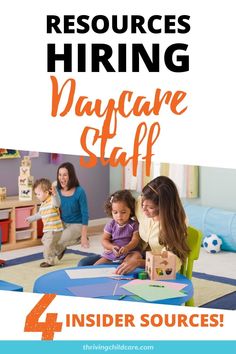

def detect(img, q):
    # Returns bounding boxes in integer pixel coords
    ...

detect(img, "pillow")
[184,204,236,252]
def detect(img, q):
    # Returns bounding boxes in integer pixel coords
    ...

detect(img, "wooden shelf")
[0,196,41,251]
[0,196,106,252]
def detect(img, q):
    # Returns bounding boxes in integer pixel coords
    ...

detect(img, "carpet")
[0,251,235,308]
[192,277,235,308]
[0,250,89,293]
[192,271,236,310]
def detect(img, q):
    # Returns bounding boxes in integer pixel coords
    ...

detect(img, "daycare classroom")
[0,150,235,308]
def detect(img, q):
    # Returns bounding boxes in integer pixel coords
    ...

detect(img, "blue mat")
[3,253,236,310]
[193,271,236,286]
[3,249,95,267]
[200,291,236,310]
[193,271,236,310]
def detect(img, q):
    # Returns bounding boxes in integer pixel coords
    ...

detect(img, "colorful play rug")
[0,250,235,309]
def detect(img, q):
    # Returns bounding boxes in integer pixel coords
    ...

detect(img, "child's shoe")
[40,262,53,268]
[57,249,66,260]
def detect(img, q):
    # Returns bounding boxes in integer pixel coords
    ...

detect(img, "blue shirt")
[57,186,89,225]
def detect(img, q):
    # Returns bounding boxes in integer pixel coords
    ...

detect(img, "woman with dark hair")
[78,176,189,272]
[115,175,189,274]
[54,162,89,260]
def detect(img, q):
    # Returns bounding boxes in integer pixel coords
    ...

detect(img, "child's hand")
[51,185,57,196]
[81,236,89,248]
[25,216,32,224]
[118,246,129,256]
[112,245,120,257]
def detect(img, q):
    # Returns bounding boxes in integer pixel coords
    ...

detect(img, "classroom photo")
[0,149,235,309]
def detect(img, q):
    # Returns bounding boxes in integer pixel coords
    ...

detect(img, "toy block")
[21,156,31,167]
[19,186,32,201]
[145,251,176,280]
[0,187,7,201]
[19,166,31,177]
[28,176,34,186]
[18,176,34,186]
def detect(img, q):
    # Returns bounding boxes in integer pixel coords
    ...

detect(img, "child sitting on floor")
[94,189,141,265]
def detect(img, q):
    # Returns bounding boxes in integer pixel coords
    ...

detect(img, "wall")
[183,166,236,211]
[0,151,109,219]
[110,166,123,193]
[110,165,236,212]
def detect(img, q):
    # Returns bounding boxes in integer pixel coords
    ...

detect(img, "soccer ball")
[203,234,222,253]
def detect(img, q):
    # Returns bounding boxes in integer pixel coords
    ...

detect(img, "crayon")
[149,284,165,288]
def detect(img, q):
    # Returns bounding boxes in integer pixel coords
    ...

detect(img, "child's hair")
[33,178,52,194]
[104,190,135,218]
[57,162,80,190]
[142,176,189,263]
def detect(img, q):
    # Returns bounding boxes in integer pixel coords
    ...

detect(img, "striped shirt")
[39,195,64,233]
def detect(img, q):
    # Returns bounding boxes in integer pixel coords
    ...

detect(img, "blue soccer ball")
[203,234,222,253]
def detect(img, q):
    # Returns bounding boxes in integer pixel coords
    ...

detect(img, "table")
[0,280,23,292]
[33,265,193,306]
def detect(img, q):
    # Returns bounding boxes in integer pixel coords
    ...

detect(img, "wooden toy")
[138,271,148,280]
[145,250,176,280]
[19,186,33,201]
[18,176,34,186]
[19,166,31,177]
[21,156,31,167]
[0,187,7,201]
[18,157,33,201]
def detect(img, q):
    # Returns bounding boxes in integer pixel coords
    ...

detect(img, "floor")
[1,234,236,279]
[1,234,104,261]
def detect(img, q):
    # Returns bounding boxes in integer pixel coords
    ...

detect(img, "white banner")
[0,0,235,171]
[0,291,234,340]
[0,0,235,346]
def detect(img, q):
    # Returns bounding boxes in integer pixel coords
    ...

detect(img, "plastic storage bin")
[0,209,11,220]
[15,206,34,229]
[0,219,11,243]
[16,229,32,241]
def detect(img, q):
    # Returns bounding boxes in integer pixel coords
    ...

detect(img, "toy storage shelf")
[0,196,42,251]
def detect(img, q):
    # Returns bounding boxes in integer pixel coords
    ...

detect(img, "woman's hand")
[115,258,139,275]
[81,236,90,248]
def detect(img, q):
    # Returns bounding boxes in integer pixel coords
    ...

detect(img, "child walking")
[26,178,63,268]
[94,190,141,265]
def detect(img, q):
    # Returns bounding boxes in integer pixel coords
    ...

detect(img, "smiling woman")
[115,175,189,275]
[54,161,90,259]
[78,176,189,273]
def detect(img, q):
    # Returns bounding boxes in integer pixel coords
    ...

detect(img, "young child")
[26,178,63,268]
[94,190,141,265]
